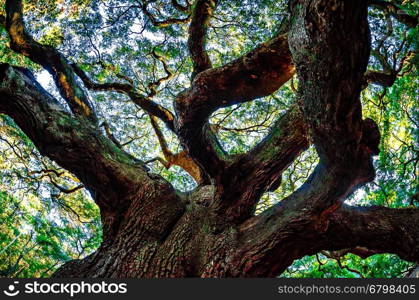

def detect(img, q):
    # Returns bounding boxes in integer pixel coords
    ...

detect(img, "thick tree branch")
[227,157,375,277]
[363,70,397,87]
[325,205,419,263]
[216,0,383,277]
[0,64,184,241]
[188,0,218,78]
[289,0,371,166]
[176,24,389,182]
[5,0,97,123]
[175,33,295,178]
[211,105,309,222]
[0,64,144,207]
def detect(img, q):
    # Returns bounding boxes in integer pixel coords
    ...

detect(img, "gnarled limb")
[5,0,97,123]
[211,105,309,223]
[225,160,372,277]
[149,116,202,183]
[325,205,419,263]
[177,24,393,183]
[208,0,382,277]
[188,0,218,79]
[0,64,183,242]
[175,33,295,179]
[0,64,143,207]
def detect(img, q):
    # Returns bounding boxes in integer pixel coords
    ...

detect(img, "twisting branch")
[5,0,97,123]
[28,168,64,178]
[0,64,150,216]
[214,0,382,276]
[188,0,218,78]
[171,0,191,12]
[212,105,309,223]
[175,33,295,180]
[148,48,174,97]
[363,11,397,88]
[140,1,191,27]
[71,64,176,132]
[49,179,84,195]
[368,0,418,28]
[363,70,397,87]
[147,116,202,183]
[364,44,416,88]
[100,121,123,149]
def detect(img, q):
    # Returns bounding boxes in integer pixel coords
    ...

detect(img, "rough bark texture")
[0,0,418,278]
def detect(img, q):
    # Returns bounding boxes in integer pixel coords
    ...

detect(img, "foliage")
[0,0,418,277]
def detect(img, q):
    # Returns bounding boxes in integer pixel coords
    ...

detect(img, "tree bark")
[0,0,418,278]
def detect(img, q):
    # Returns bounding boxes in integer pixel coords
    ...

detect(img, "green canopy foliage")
[0,0,418,277]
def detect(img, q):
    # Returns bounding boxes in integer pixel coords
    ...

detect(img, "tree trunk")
[1,0,418,278]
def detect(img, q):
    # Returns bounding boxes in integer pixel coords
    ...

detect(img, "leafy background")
[0,0,418,277]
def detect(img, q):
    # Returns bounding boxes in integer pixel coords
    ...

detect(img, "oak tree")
[0,0,418,277]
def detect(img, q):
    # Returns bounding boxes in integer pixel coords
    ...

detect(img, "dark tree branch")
[100,121,123,149]
[214,0,383,277]
[171,0,191,12]
[0,64,184,242]
[363,70,397,87]
[363,35,415,88]
[0,64,144,207]
[325,205,419,263]
[211,105,309,223]
[147,48,174,97]
[149,115,202,183]
[140,1,191,27]
[71,64,176,132]
[228,158,374,277]
[289,0,372,166]
[369,0,419,28]
[188,0,218,79]
[50,181,84,195]
[5,0,97,123]
[175,33,295,179]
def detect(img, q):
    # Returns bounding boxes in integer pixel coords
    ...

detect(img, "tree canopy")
[0,0,418,278]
